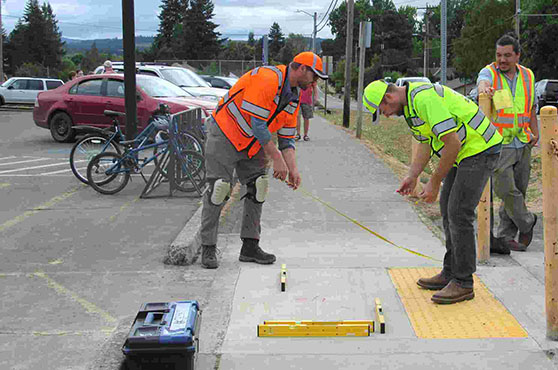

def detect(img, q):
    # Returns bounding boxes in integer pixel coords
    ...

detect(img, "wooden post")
[541,105,558,340]
[476,93,493,262]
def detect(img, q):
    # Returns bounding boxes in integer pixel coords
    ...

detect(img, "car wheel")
[50,112,76,143]
[0,95,4,106]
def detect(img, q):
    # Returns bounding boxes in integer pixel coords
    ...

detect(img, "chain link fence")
[154,60,264,78]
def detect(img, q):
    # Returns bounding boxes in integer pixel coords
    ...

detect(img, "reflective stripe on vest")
[241,100,270,120]
[227,101,254,137]
[278,127,296,137]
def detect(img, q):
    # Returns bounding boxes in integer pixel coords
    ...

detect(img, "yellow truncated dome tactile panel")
[389,267,528,339]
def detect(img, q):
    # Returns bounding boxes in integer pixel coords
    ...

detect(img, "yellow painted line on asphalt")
[31,271,117,324]
[389,267,528,339]
[0,182,9,189]
[0,186,80,233]
[109,197,140,222]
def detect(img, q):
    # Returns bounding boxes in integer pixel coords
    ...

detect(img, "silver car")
[0,77,64,105]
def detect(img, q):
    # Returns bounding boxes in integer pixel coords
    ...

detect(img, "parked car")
[0,77,64,105]
[535,79,558,113]
[395,77,431,87]
[33,74,215,143]
[201,75,239,90]
[94,63,227,100]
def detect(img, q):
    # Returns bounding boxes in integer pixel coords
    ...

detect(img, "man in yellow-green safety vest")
[477,34,539,254]
[363,79,502,305]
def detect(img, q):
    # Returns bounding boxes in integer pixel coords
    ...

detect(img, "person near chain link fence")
[296,80,318,141]
[477,34,539,255]
[199,51,328,269]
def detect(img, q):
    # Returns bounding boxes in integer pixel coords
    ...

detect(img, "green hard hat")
[363,80,389,115]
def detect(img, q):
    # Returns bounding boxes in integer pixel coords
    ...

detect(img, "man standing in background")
[477,34,539,254]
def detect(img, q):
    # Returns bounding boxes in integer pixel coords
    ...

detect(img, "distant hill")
[62,36,155,55]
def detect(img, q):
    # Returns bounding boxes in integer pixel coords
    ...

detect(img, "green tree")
[5,0,65,75]
[175,0,221,59]
[521,0,558,79]
[81,42,103,73]
[452,0,514,78]
[219,40,254,60]
[268,22,285,60]
[247,31,256,47]
[155,0,188,52]
[276,33,307,64]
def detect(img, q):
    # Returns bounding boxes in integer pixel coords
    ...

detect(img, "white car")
[94,63,227,100]
[0,77,64,104]
[395,77,431,87]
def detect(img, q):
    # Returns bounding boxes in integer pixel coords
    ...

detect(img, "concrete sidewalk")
[197,114,558,369]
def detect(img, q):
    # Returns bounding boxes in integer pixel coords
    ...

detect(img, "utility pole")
[313,12,317,53]
[356,21,371,139]
[423,6,429,78]
[122,0,137,140]
[441,0,447,85]
[0,0,3,83]
[515,0,521,40]
[343,0,354,128]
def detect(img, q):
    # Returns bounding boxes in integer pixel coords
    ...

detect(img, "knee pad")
[209,178,231,206]
[244,174,269,204]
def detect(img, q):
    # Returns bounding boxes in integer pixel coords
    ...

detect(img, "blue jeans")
[440,151,500,288]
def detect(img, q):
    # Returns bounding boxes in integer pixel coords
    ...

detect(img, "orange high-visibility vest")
[212,65,299,158]
[486,62,534,144]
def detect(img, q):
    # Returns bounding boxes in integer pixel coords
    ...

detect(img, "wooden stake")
[541,105,558,340]
[476,93,493,262]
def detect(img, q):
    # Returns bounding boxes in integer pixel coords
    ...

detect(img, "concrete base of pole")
[547,329,558,341]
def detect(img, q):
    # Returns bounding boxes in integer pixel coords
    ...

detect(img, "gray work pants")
[440,151,500,288]
[200,118,268,246]
[493,145,535,240]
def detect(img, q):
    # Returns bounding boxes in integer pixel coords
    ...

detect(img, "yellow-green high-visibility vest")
[404,82,503,165]
[486,62,535,144]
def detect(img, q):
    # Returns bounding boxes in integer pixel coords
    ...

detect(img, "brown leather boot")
[417,272,451,290]
[431,280,474,304]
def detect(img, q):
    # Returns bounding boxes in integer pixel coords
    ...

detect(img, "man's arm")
[398,142,430,195]
[477,67,494,97]
[281,147,301,189]
[529,107,539,146]
[420,132,461,203]
[252,116,289,180]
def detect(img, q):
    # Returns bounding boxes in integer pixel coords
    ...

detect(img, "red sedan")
[33,74,217,142]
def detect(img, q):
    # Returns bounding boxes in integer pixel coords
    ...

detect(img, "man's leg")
[515,145,537,247]
[296,113,302,140]
[431,152,499,304]
[304,118,310,136]
[417,166,456,290]
[200,119,237,268]
[493,148,521,241]
[235,150,276,264]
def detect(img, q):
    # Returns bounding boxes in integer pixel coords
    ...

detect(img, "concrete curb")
[164,205,203,266]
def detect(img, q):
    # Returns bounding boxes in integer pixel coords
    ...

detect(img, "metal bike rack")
[141,108,207,199]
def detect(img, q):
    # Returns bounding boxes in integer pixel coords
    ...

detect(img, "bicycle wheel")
[173,150,206,193]
[153,131,203,178]
[87,152,130,195]
[70,134,121,184]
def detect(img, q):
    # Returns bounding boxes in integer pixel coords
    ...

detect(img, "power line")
[317,0,339,33]
[316,0,337,28]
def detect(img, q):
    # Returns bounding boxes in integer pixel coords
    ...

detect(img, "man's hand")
[287,170,301,190]
[529,134,539,147]
[419,179,441,203]
[397,176,418,196]
[478,80,494,98]
[272,155,289,181]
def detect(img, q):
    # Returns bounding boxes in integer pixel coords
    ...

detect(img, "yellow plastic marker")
[280,264,287,292]
[258,320,373,337]
[375,298,385,334]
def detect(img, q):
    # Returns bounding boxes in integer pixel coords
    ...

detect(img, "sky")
[2,0,431,41]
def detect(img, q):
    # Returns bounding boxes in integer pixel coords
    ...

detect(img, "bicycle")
[69,107,204,184]
[86,112,206,195]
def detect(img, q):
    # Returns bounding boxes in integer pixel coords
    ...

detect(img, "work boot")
[417,272,451,290]
[239,238,276,264]
[507,239,527,252]
[431,280,474,304]
[518,214,537,248]
[201,245,219,269]
[490,236,511,255]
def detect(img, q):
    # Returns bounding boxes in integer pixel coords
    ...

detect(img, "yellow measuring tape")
[296,185,442,262]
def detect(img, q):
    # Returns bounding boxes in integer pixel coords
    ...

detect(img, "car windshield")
[160,68,210,88]
[136,75,189,98]
[0,78,15,87]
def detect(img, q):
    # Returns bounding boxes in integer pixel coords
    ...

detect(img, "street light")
[296,9,317,53]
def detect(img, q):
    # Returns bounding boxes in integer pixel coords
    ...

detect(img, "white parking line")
[0,161,69,174]
[0,158,51,167]
[0,156,17,161]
